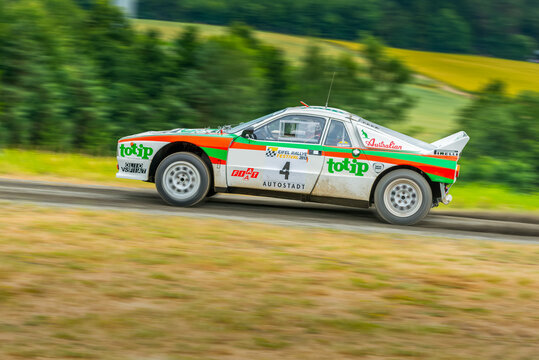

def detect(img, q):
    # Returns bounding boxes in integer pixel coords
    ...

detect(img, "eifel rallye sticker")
[263,146,307,191]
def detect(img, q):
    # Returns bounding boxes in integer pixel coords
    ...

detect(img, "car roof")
[283,106,355,121]
[282,106,382,130]
[282,105,436,150]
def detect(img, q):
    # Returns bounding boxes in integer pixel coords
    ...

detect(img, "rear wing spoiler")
[431,131,470,155]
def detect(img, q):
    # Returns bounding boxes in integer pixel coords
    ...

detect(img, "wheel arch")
[148,142,214,188]
[369,165,441,206]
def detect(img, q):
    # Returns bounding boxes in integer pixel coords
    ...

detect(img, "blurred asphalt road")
[0,178,537,243]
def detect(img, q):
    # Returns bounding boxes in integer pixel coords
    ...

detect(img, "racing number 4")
[279,161,290,180]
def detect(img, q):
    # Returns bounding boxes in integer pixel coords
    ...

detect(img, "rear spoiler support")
[431,131,470,153]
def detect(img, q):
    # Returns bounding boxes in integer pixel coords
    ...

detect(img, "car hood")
[119,128,224,141]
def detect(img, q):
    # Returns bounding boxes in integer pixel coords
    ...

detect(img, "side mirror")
[241,127,256,139]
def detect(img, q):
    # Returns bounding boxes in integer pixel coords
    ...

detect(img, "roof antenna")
[300,101,309,107]
[325,72,336,109]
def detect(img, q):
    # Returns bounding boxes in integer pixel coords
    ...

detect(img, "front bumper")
[116,157,151,181]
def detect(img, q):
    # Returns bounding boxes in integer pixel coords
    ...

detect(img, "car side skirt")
[216,187,370,208]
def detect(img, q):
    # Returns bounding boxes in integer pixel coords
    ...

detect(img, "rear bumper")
[440,183,453,205]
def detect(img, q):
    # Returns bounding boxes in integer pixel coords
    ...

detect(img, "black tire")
[373,169,432,225]
[155,152,210,207]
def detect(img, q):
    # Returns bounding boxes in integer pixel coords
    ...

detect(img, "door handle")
[308,150,323,156]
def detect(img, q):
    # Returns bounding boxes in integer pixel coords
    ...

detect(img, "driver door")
[227,114,327,194]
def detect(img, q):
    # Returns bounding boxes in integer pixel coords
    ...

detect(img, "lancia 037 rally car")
[117,106,469,225]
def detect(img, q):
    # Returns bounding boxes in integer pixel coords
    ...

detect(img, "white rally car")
[117,106,469,225]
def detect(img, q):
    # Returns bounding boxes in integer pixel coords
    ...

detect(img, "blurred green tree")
[359,36,413,124]
[296,45,331,105]
[429,9,471,53]
[458,81,539,190]
[136,0,539,60]
[1,0,418,154]
[228,23,291,112]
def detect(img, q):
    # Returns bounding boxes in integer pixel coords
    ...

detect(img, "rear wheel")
[374,169,432,225]
[155,152,210,207]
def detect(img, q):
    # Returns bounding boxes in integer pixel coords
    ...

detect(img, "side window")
[324,121,351,147]
[254,115,326,144]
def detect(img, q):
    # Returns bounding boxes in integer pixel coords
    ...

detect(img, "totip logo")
[119,143,154,159]
[327,158,369,176]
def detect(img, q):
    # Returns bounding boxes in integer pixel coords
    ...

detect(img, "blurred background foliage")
[0,0,538,191]
[457,82,539,191]
[135,0,538,61]
[0,0,413,152]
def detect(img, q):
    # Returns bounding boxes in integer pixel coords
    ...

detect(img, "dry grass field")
[0,204,538,359]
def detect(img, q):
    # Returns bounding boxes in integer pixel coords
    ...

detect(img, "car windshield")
[224,109,286,134]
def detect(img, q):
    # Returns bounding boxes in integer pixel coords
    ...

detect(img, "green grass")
[0,149,151,188]
[0,204,538,359]
[1,149,537,212]
[442,183,539,212]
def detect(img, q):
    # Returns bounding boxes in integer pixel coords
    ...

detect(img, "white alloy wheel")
[383,178,423,217]
[162,161,201,200]
[373,169,432,225]
[155,152,210,207]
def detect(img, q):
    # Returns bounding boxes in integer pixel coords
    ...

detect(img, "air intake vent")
[434,149,459,157]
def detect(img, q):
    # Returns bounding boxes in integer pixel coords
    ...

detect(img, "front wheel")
[155,152,210,207]
[373,169,432,225]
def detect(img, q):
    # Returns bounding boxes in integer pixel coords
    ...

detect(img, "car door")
[226,114,327,194]
[311,119,375,201]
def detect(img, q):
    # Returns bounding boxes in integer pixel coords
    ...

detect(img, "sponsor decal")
[361,129,369,139]
[373,162,384,173]
[279,162,290,179]
[231,168,259,180]
[263,181,305,190]
[264,146,308,190]
[119,142,154,159]
[365,138,402,150]
[265,146,308,161]
[121,162,147,174]
[327,158,369,176]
